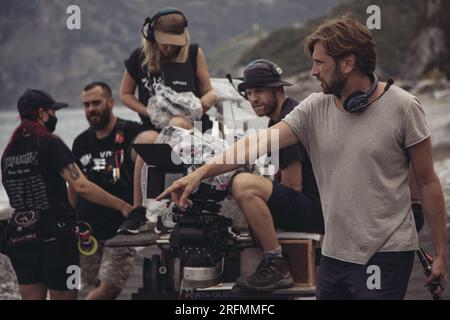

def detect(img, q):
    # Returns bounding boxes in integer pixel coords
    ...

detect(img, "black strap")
[188,43,199,72]
[115,118,133,183]
[188,43,200,97]
[115,118,127,142]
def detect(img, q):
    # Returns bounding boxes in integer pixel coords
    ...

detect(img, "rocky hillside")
[399,0,450,81]
[0,0,344,110]
[238,0,450,80]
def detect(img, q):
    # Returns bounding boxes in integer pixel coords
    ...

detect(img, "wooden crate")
[279,239,317,287]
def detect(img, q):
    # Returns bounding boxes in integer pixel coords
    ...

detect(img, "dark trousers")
[316,251,415,300]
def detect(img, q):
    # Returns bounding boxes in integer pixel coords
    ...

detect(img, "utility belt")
[0,210,76,253]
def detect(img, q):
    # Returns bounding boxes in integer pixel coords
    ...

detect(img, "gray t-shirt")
[282,86,430,264]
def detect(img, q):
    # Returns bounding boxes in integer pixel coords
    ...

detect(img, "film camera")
[169,183,237,289]
[130,144,244,297]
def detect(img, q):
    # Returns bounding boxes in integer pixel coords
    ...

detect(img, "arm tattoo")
[67,163,80,181]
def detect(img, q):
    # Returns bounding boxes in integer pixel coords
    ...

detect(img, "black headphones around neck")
[141,7,188,42]
[343,73,379,113]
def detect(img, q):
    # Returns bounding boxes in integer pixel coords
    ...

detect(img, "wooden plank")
[280,239,316,287]
[105,232,161,247]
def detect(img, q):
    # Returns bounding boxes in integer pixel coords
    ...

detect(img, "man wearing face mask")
[68,82,141,299]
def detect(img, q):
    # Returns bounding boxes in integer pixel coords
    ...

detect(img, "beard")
[255,89,278,117]
[265,95,278,117]
[320,66,347,96]
[87,106,111,130]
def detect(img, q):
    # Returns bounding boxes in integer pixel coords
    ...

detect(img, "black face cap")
[17,89,68,117]
[237,59,292,92]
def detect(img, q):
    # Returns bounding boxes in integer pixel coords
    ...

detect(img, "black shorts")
[267,181,324,234]
[7,236,79,290]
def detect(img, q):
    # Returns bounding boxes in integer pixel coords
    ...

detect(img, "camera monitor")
[132,143,186,198]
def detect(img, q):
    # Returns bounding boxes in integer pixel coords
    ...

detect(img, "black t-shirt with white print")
[72,118,140,240]
[1,135,76,220]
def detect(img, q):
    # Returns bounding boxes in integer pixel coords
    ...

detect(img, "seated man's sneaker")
[235,257,294,292]
[117,206,147,235]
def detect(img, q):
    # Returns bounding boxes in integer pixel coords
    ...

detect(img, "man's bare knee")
[232,173,253,196]
[232,173,271,201]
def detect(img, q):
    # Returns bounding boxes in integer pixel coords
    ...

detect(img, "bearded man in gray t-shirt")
[157,16,448,300]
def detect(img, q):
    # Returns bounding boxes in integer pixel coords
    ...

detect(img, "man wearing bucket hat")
[158,17,448,300]
[229,59,324,292]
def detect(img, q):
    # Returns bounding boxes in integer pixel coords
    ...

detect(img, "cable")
[226,73,248,101]
[365,78,394,108]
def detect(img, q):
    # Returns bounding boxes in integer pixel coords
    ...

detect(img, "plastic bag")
[155,126,235,190]
[144,198,175,224]
[146,83,203,129]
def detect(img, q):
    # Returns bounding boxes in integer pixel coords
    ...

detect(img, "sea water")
[0,107,140,212]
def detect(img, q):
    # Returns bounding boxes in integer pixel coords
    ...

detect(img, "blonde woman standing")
[120,7,217,131]
[120,7,217,206]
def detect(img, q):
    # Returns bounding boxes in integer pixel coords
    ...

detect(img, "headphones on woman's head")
[343,73,379,113]
[141,7,188,42]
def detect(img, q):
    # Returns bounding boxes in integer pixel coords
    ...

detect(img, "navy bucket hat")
[238,59,292,92]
